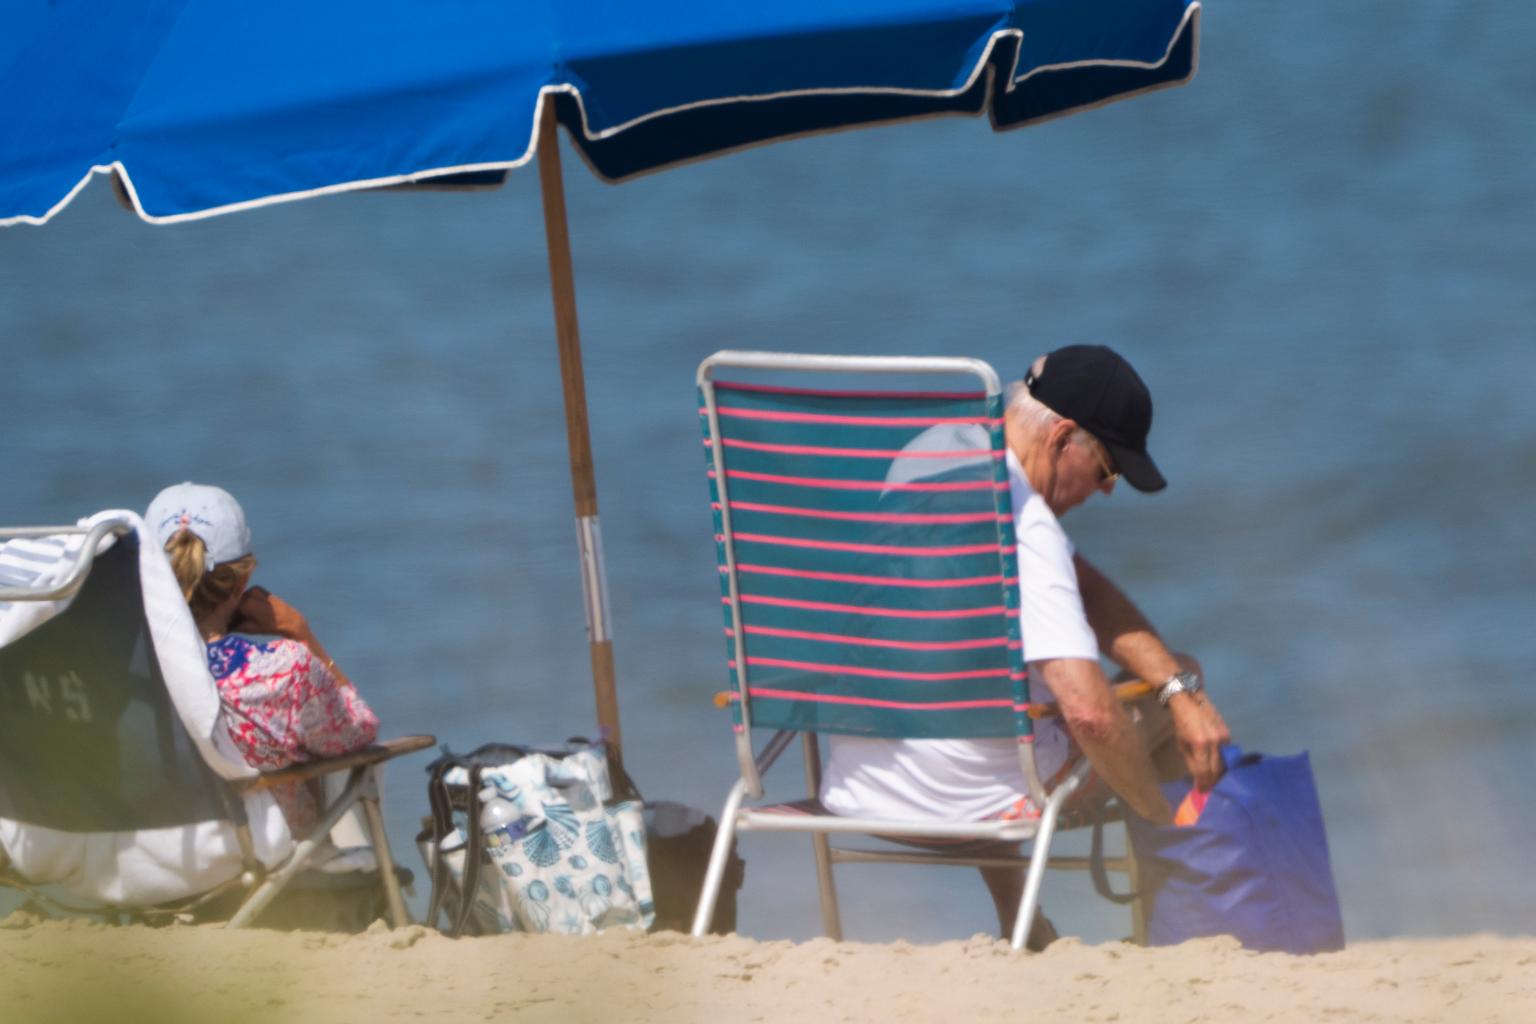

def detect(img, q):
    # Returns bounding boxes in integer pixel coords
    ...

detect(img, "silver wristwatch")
[1156,669,1203,706]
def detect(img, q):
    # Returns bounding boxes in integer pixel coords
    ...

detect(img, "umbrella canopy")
[1,0,1199,224]
[0,0,1201,757]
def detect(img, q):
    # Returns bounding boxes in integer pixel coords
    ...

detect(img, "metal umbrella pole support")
[536,94,622,763]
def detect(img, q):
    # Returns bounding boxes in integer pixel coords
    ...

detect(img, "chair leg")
[1009,788,1075,952]
[226,766,372,929]
[1125,822,1148,946]
[691,779,747,937]
[358,769,411,928]
[811,832,843,941]
[800,734,842,941]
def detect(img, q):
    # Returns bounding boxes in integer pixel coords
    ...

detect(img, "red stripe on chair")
[729,625,1008,651]
[715,501,1008,526]
[708,405,1002,428]
[734,657,1010,682]
[747,687,1015,711]
[711,469,1004,492]
[727,594,1015,619]
[709,438,1003,460]
[730,563,1016,589]
[718,691,1034,711]
[731,532,1002,558]
[713,381,986,401]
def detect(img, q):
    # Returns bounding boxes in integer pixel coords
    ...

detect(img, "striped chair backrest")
[701,367,1032,742]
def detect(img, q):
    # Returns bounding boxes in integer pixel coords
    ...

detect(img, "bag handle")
[1089,752,1247,907]
[586,737,643,804]
[424,756,459,931]
[447,762,489,938]
[423,754,490,938]
[1088,804,1140,905]
[558,735,644,804]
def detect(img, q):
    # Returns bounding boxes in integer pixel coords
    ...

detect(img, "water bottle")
[479,786,530,868]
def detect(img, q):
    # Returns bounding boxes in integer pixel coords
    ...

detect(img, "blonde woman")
[146,482,379,834]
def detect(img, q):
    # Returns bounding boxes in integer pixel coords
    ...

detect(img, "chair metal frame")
[690,350,1141,950]
[0,516,433,928]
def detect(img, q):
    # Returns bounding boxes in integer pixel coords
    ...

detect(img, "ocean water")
[3,4,1534,943]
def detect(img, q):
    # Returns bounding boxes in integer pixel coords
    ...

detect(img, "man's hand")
[230,586,311,642]
[1168,693,1230,791]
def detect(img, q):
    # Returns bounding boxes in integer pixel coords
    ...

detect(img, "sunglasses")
[1083,436,1120,487]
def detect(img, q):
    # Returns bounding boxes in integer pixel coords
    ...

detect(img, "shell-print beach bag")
[421,740,654,937]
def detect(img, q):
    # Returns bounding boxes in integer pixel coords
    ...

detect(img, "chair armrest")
[235,734,436,793]
[1026,681,1156,719]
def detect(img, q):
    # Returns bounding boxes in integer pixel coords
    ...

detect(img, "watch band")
[1156,669,1202,706]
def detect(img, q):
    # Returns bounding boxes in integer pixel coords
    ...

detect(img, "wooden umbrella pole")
[536,92,622,759]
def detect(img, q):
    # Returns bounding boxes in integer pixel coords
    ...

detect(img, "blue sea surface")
[3,4,1534,942]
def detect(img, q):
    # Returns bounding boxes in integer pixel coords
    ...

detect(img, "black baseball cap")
[1024,345,1167,493]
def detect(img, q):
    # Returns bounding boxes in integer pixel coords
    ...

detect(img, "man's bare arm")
[1035,657,1173,824]
[1073,553,1177,678]
[1073,554,1232,790]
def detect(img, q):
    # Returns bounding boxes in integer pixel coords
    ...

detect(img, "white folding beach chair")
[691,351,1144,950]
[0,512,434,928]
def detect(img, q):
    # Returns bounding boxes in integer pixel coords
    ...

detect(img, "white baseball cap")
[146,482,252,573]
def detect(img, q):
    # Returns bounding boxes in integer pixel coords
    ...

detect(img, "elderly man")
[819,344,1231,943]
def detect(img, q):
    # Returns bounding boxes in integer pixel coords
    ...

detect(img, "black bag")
[645,801,745,935]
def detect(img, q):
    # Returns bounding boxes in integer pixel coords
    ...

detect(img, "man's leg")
[979,860,1023,936]
[978,850,1056,950]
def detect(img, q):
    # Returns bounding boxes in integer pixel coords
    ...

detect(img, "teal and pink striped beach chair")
[692,350,1140,950]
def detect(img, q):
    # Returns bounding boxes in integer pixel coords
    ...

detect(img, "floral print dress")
[206,634,380,834]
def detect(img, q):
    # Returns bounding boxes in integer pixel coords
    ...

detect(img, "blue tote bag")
[1120,748,1345,954]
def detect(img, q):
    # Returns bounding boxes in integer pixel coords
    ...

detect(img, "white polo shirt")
[819,442,1099,822]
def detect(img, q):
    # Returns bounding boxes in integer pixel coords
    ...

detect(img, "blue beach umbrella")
[0,0,1202,752]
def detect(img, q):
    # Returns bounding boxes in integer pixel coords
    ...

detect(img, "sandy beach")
[2,914,1531,1024]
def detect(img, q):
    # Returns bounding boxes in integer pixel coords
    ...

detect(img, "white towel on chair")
[0,511,296,905]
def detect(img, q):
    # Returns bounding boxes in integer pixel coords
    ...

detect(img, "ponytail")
[163,529,256,617]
